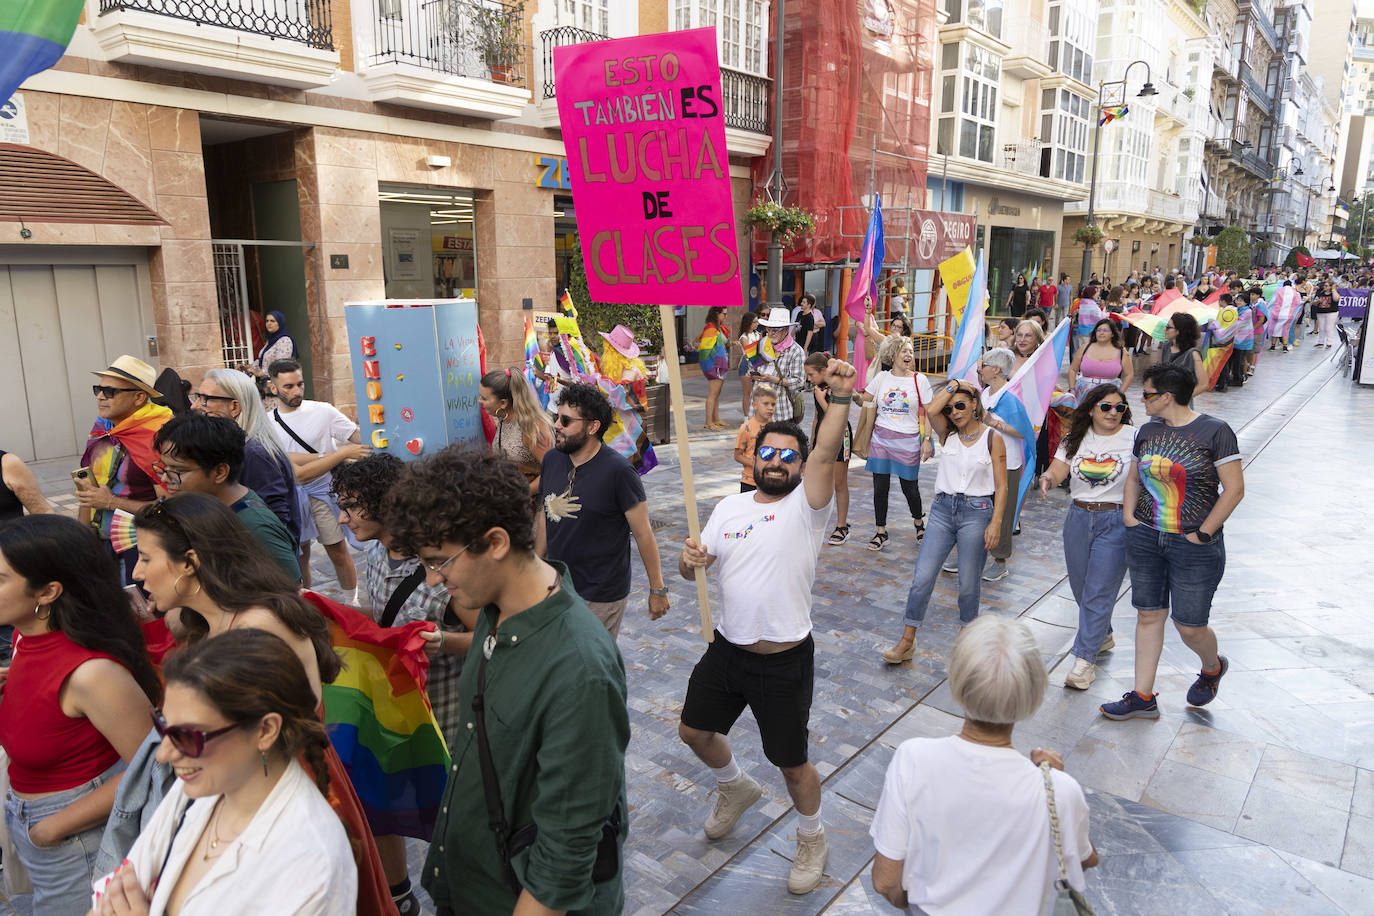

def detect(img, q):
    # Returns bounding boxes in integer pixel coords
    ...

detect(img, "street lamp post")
[1081,60,1158,287]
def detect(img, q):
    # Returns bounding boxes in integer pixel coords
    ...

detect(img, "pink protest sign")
[554,29,742,308]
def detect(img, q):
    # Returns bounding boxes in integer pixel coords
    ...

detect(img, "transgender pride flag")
[0,1,84,103]
[989,317,1073,517]
[1269,285,1302,339]
[946,249,988,384]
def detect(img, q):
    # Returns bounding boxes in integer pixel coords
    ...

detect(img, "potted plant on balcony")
[745,200,816,245]
[1187,233,1211,247]
[1073,225,1106,249]
[473,1,524,85]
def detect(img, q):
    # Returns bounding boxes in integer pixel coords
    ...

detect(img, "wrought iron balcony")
[99,0,333,50]
[371,0,525,87]
[1229,139,1273,179]
[540,26,608,99]
[721,68,770,134]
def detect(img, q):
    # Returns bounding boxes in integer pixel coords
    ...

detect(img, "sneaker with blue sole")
[1100,690,1160,720]
[1186,656,1228,707]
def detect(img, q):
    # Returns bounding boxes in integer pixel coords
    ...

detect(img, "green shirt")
[230,488,302,581]
[422,562,628,914]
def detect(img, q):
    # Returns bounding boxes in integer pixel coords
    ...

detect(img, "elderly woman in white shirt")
[93,630,356,916]
[870,616,1098,914]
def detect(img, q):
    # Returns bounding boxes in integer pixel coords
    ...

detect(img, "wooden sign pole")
[657,304,713,642]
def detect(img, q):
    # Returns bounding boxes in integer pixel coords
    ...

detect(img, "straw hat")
[599,325,640,359]
[758,307,794,328]
[91,355,160,396]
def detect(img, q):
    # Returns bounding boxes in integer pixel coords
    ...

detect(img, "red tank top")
[0,630,123,792]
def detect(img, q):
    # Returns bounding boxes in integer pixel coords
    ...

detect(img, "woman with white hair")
[973,347,1026,582]
[870,616,1098,913]
[194,369,302,543]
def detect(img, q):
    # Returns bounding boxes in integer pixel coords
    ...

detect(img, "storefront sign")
[434,236,474,252]
[0,94,28,144]
[988,197,1020,217]
[912,209,977,268]
[554,29,741,308]
[389,229,422,281]
[1337,287,1369,318]
[535,155,572,190]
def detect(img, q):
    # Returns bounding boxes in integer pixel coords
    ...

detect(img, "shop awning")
[0,143,167,225]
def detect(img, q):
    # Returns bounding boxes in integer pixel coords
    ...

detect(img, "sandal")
[913,519,926,543]
[827,524,850,545]
[867,531,889,551]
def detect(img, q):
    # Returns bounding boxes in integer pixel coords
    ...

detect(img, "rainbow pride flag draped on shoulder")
[306,592,450,840]
[0,1,84,103]
[989,318,1073,518]
[696,324,729,376]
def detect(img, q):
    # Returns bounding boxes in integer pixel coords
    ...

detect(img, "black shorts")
[680,632,814,768]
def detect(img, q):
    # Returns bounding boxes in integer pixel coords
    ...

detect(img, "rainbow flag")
[1098,105,1128,127]
[559,290,578,319]
[742,335,776,370]
[1202,344,1233,390]
[560,333,595,379]
[946,249,987,384]
[306,592,450,840]
[697,325,728,375]
[0,1,84,103]
[989,317,1072,518]
[523,316,550,410]
[1121,308,1169,341]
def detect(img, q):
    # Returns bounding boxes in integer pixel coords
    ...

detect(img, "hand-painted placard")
[554,28,741,308]
[1337,287,1369,319]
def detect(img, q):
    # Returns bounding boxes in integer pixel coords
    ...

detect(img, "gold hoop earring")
[33,603,51,621]
[172,573,203,599]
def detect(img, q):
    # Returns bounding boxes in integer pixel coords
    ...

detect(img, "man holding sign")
[677,357,857,896]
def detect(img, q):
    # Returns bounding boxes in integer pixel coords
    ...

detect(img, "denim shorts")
[1125,523,1226,627]
[6,759,124,915]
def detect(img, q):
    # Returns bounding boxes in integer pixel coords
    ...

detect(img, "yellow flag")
[939,248,977,324]
[554,315,582,337]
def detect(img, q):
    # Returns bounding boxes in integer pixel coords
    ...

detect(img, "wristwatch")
[1193,530,1213,543]
[649,587,670,598]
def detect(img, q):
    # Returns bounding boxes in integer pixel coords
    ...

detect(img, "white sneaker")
[1064,657,1097,690]
[703,773,763,840]
[788,827,829,895]
[1098,633,1116,654]
[941,562,958,574]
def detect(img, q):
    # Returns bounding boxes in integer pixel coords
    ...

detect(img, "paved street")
[23,338,1373,916]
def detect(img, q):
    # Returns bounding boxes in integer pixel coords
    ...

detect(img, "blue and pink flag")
[845,194,885,321]
[946,249,988,384]
[1269,285,1302,339]
[989,317,1073,518]
[0,1,84,104]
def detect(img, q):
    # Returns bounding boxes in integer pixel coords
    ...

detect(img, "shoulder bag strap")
[273,409,318,455]
[377,565,427,629]
[471,621,522,895]
[1040,762,1071,890]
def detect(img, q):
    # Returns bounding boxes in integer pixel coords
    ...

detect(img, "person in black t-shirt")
[535,383,670,638]
[798,293,826,354]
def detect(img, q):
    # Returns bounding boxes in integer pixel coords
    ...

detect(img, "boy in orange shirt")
[733,384,778,493]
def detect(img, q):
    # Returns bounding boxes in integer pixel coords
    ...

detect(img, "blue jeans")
[1065,505,1128,661]
[1126,523,1226,627]
[903,493,994,626]
[5,760,124,915]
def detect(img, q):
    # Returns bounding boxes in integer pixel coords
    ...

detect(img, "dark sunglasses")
[1142,390,1167,401]
[554,414,587,428]
[151,708,243,758]
[756,446,800,463]
[93,384,140,398]
[942,400,972,414]
[1096,402,1128,414]
[192,392,237,406]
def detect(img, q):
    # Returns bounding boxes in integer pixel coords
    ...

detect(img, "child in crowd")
[733,384,778,493]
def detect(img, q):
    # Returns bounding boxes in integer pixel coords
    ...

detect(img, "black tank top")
[0,452,23,521]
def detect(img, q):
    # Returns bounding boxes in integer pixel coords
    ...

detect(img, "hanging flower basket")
[1187,234,1211,247]
[1073,225,1106,249]
[745,200,816,245]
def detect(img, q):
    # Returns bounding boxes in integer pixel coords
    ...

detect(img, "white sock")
[349,587,364,607]
[710,758,742,785]
[797,806,823,836]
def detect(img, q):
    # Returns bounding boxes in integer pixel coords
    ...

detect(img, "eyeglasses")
[192,392,237,406]
[1142,390,1167,402]
[93,384,140,398]
[151,708,243,758]
[422,543,470,574]
[336,500,363,518]
[756,446,800,463]
[1096,402,1128,414]
[554,414,588,428]
[151,462,187,484]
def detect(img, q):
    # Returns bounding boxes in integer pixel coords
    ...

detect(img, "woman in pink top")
[1068,318,1133,403]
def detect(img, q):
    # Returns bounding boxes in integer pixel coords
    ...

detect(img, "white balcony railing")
[999,138,1044,177]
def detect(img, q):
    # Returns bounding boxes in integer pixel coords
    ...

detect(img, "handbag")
[1040,762,1095,916]
[851,403,877,459]
[0,748,32,896]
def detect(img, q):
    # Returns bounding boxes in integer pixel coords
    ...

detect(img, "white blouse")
[934,426,997,496]
[92,759,356,915]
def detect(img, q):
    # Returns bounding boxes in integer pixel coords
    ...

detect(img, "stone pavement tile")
[1208,609,1325,640]
[1083,852,1223,915]
[1270,635,1374,673]
[1139,759,1250,831]
[1235,784,1350,867]
[1219,637,1316,672]
[1117,796,1259,853]
[875,704,963,749]
[1163,721,1266,784]
[1274,849,1374,913]
[825,744,895,812]
[1172,845,1346,916]
[1341,813,1374,880]
[1353,768,1374,820]
[1026,593,1080,629]
[1082,791,1167,857]
[818,866,888,916]
[1067,716,1183,803]
[1251,745,1358,812]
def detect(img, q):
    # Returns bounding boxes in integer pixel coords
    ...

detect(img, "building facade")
[1,0,772,461]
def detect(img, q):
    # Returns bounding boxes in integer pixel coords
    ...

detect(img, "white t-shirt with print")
[1054,426,1137,503]
[699,483,833,645]
[864,371,933,435]
[870,736,1091,916]
[272,400,357,456]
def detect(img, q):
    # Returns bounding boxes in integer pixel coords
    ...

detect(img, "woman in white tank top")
[881,380,1007,664]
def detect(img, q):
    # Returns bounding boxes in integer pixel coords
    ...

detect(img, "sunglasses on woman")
[1096,402,1128,414]
[151,708,243,758]
[756,446,800,463]
[942,400,972,415]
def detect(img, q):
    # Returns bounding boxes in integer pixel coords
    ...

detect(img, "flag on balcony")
[1098,105,1129,127]
[0,0,84,104]
[946,250,988,385]
[989,317,1073,518]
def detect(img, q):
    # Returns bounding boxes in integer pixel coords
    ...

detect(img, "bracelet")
[649,587,670,597]
[828,394,853,405]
